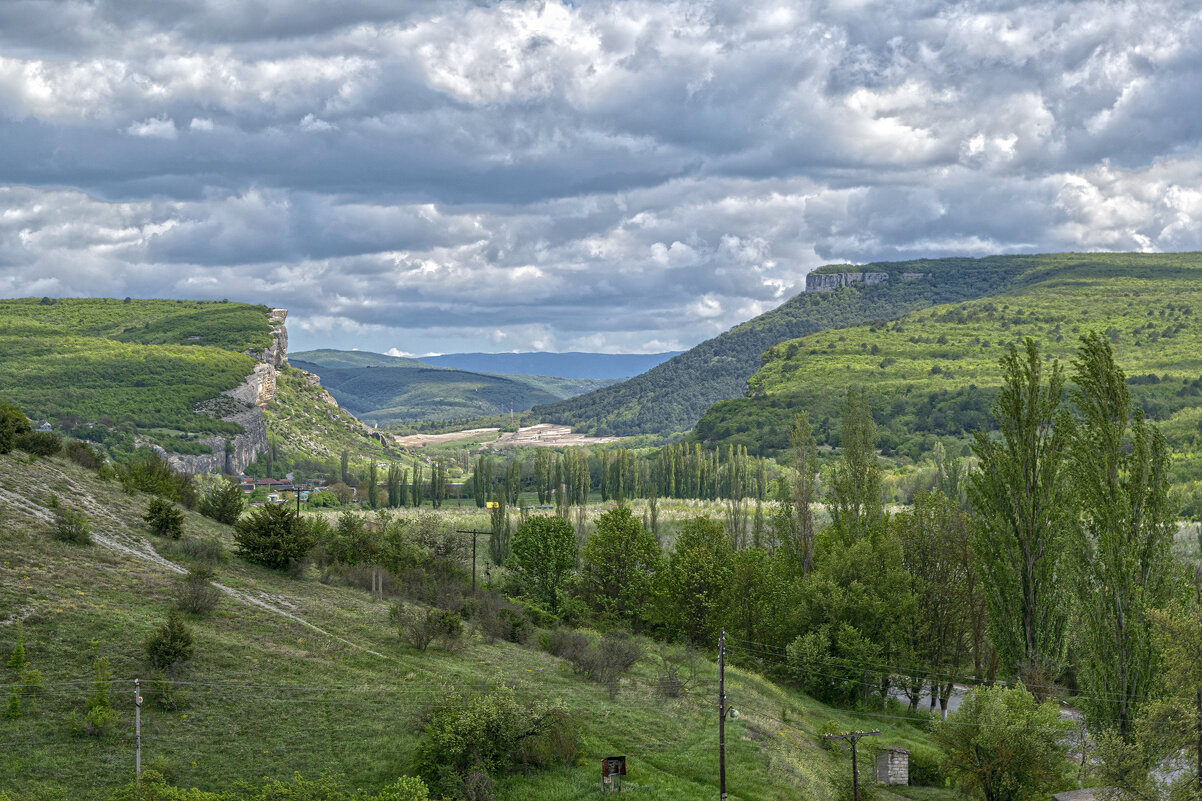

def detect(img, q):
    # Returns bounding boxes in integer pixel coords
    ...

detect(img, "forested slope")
[0,298,274,453]
[692,253,1202,473]
[530,256,1029,438]
[291,353,614,426]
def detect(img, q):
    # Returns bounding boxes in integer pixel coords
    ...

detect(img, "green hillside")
[0,451,950,801]
[0,298,273,447]
[692,253,1202,473]
[530,257,1027,439]
[291,354,615,426]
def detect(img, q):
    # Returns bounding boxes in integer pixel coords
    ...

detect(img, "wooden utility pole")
[719,628,727,801]
[822,730,879,801]
[455,530,487,594]
[134,678,143,799]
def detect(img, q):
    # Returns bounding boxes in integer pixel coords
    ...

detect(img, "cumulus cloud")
[1,0,1201,354]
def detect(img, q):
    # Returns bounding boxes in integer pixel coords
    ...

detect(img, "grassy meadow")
[0,451,953,801]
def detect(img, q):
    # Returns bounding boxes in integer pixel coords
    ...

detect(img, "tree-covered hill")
[419,350,681,379]
[0,298,274,447]
[691,252,1202,473]
[529,256,1030,439]
[291,352,615,426]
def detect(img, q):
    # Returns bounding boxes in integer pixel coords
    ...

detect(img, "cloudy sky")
[1,0,1201,354]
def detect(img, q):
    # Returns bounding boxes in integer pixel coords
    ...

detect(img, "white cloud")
[126,115,177,138]
[0,0,1200,354]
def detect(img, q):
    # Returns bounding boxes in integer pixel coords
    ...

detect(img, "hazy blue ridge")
[416,350,682,379]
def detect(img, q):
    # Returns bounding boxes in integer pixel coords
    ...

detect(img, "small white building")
[874,748,909,786]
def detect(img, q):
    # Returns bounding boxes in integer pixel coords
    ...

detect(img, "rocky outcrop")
[153,404,266,475]
[164,307,289,474]
[805,271,890,292]
[245,308,289,369]
[300,369,340,408]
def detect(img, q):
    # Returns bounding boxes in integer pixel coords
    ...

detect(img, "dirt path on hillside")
[0,463,386,658]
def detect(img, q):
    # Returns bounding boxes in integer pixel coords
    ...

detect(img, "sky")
[1,0,1201,355]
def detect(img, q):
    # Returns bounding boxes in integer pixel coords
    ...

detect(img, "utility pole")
[717,629,739,800]
[455,530,487,594]
[719,628,726,801]
[134,678,143,799]
[822,730,879,801]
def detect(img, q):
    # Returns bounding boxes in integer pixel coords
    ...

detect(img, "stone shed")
[874,747,909,785]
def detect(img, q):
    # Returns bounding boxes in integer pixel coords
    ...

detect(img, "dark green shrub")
[52,506,91,545]
[64,439,105,470]
[83,657,117,735]
[198,478,245,524]
[149,671,189,712]
[907,744,948,786]
[117,449,199,508]
[0,402,31,455]
[14,431,61,456]
[144,497,185,538]
[232,503,315,570]
[145,609,194,671]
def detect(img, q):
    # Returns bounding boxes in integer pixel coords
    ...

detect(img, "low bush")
[569,632,642,698]
[541,627,589,661]
[544,629,642,698]
[413,685,570,800]
[14,431,61,456]
[391,604,463,651]
[907,744,949,786]
[174,566,221,615]
[82,657,117,736]
[64,439,105,470]
[52,506,91,545]
[150,671,189,712]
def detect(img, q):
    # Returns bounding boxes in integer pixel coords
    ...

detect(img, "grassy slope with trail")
[693,253,1202,474]
[0,452,950,801]
[530,257,1028,440]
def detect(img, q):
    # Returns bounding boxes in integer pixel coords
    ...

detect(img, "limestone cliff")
[164,307,288,474]
[805,271,890,292]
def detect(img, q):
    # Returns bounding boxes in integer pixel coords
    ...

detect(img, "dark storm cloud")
[2,0,1202,354]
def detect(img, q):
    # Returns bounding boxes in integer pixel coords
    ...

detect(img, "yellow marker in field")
[486,501,499,508]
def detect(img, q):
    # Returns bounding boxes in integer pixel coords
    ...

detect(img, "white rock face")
[167,307,290,474]
[805,272,890,292]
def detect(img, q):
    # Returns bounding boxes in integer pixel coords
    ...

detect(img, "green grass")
[254,368,402,475]
[0,298,274,441]
[693,253,1202,481]
[0,453,954,800]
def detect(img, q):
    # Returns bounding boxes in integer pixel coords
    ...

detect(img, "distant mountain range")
[418,351,681,379]
[289,349,620,426]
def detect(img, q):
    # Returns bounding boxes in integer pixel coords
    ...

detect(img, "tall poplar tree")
[828,387,884,544]
[1070,332,1178,738]
[968,338,1072,690]
[789,411,819,575]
